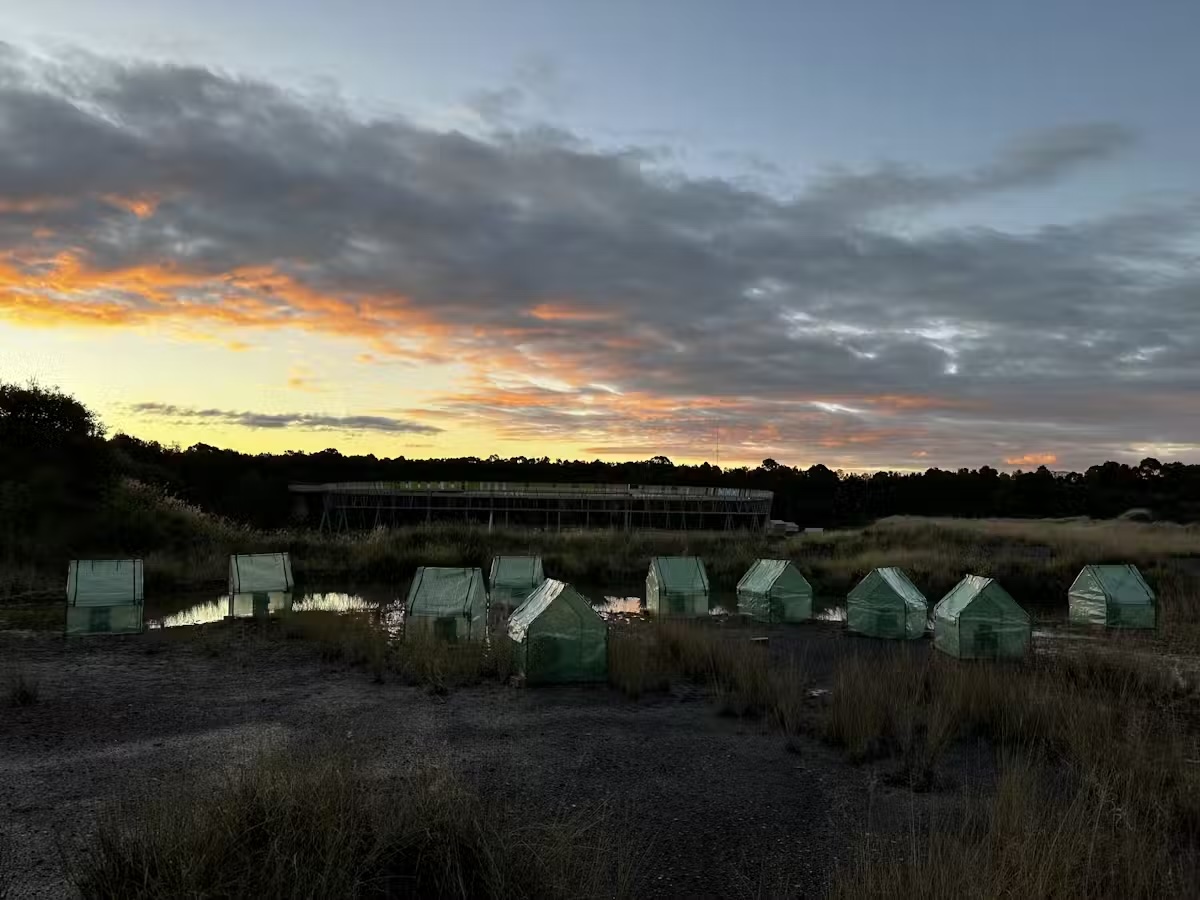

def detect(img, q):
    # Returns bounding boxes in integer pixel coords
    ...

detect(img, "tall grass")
[72,749,642,900]
[276,610,516,689]
[608,621,812,731]
[834,752,1193,899]
[827,649,1200,897]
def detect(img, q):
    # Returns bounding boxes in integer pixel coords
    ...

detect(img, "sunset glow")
[1,10,1198,471]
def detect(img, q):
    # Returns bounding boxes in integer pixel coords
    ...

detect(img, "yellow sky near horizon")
[1,319,803,467]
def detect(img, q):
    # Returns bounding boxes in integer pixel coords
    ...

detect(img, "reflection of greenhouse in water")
[290,481,774,533]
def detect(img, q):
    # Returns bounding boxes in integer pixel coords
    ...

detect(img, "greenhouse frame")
[736,559,813,623]
[489,556,545,609]
[405,566,487,641]
[934,575,1030,659]
[646,557,710,617]
[65,559,145,636]
[507,579,607,684]
[846,567,928,639]
[1068,564,1156,629]
[229,552,294,595]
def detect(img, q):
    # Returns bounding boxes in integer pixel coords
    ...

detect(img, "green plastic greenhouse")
[405,566,487,641]
[229,552,294,595]
[736,559,813,623]
[65,559,145,636]
[846,567,928,639]
[507,579,607,684]
[489,556,545,609]
[934,575,1030,659]
[1068,565,1155,629]
[646,557,709,617]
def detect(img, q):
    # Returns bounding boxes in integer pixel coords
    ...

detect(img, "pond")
[146,583,850,629]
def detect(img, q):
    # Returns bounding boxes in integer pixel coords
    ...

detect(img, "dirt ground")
[0,621,989,899]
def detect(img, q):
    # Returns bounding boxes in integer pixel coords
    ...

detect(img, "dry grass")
[277,610,516,690]
[828,648,1200,897]
[608,621,812,731]
[6,668,38,707]
[72,749,642,900]
[606,626,671,698]
[835,752,1197,899]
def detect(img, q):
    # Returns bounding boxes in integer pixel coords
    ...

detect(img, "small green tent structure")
[65,559,145,636]
[507,579,607,684]
[736,559,813,623]
[646,557,709,617]
[405,567,487,641]
[847,567,928,639]
[229,553,294,595]
[489,556,545,609]
[934,575,1030,659]
[1068,565,1155,629]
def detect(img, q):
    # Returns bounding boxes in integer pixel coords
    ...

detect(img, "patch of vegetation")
[608,621,812,732]
[72,749,642,900]
[276,610,516,690]
[826,649,1200,897]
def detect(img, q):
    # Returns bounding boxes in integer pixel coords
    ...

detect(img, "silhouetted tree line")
[113,441,1200,528]
[5,383,1200,541]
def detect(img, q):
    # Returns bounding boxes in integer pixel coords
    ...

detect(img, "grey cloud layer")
[2,44,1199,466]
[131,403,441,435]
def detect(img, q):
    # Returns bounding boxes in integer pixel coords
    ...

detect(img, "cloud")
[1004,453,1059,467]
[0,43,1197,468]
[130,402,442,435]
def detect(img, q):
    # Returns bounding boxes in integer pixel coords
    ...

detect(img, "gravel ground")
[1,624,981,899]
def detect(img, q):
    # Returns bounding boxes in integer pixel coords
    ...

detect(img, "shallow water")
[146,587,404,629]
[148,582,848,629]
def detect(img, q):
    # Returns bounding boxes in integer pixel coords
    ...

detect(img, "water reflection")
[592,596,643,618]
[147,590,402,629]
[146,584,863,630]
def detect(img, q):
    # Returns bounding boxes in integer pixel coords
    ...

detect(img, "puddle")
[592,595,644,619]
[146,583,855,631]
[146,588,404,629]
[815,604,847,623]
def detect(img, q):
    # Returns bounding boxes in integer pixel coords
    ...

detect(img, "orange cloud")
[527,303,616,322]
[866,394,979,412]
[0,251,452,355]
[287,366,325,393]
[102,194,160,219]
[1004,453,1058,466]
[0,197,73,214]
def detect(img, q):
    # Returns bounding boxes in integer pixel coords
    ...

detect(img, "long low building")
[289,481,774,533]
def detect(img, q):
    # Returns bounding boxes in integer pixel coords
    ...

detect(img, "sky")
[1,1,1199,471]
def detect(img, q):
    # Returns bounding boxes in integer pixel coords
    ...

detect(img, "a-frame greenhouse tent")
[847,567,928,639]
[646,557,709,617]
[736,559,813,623]
[489,556,545,609]
[405,567,487,641]
[229,553,294,594]
[934,575,1030,659]
[65,559,145,636]
[507,579,607,684]
[1068,565,1156,629]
